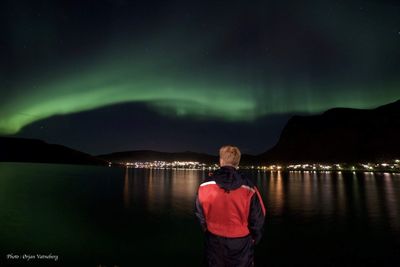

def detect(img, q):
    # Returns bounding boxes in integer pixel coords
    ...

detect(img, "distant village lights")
[123,160,214,170]
[117,159,400,172]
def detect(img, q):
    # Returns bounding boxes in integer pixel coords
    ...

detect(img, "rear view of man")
[195,145,266,267]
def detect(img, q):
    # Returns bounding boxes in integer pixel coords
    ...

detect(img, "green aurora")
[1,0,400,135]
[1,47,400,135]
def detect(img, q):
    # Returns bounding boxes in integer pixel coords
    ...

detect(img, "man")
[195,145,266,267]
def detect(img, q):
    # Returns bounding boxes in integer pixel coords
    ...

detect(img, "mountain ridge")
[1,99,399,165]
[0,136,106,165]
[259,99,400,163]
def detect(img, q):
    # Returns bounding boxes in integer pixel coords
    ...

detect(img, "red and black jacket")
[195,166,266,244]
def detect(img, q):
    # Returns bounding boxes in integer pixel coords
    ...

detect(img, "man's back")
[195,165,266,267]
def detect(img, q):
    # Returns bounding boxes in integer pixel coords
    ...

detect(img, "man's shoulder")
[199,180,217,187]
[237,171,256,188]
[200,170,256,189]
[198,173,217,187]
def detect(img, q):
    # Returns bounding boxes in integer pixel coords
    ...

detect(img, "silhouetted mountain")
[259,100,400,163]
[98,150,259,165]
[0,137,106,165]
[3,100,399,166]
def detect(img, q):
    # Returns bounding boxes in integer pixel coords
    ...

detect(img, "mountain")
[3,100,399,166]
[0,137,106,165]
[259,100,400,164]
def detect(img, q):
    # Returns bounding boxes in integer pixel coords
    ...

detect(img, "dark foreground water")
[0,163,399,267]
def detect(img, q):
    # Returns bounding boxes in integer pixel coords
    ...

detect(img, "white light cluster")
[123,160,208,169]
[281,160,399,172]
[115,159,400,172]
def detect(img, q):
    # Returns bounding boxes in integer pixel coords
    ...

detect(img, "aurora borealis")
[1,0,400,154]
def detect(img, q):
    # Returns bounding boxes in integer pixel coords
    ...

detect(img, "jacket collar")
[220,165,238,171]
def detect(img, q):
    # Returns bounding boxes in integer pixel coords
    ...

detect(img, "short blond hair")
[219,145,241,167]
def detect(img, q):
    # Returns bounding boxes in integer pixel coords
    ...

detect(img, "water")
[0,163,399,266]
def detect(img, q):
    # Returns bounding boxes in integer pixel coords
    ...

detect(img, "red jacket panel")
[198,181,259,238]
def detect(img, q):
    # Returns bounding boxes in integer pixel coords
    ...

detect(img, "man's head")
[219,145,241,168]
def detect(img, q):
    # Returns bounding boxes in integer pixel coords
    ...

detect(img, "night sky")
[1,0,400,155]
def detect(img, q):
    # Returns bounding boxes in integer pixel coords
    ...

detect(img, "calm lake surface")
[0,163,399,266]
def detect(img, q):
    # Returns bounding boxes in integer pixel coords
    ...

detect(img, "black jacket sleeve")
[248,188,266,245]
[194,193,207,232]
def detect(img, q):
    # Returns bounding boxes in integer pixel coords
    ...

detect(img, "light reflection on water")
[1,163,400,266]
[123,168,400,232]
[123,168,205,216]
